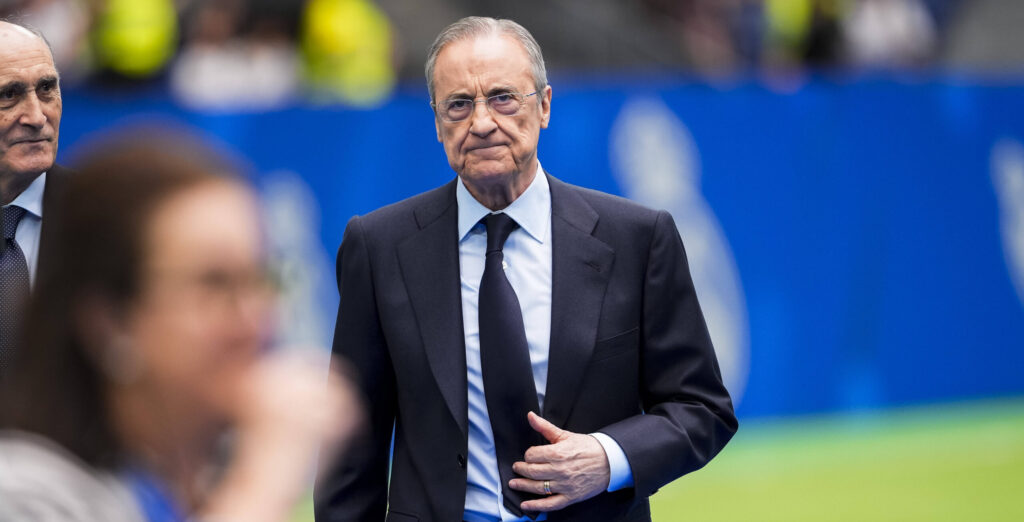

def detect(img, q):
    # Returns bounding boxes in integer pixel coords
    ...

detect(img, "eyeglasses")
[148,266,279,311]
[432,91,538,122]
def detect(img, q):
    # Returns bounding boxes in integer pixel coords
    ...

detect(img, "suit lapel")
[543,176,614,428]
[396,180,469,436]
[36,164,70,280]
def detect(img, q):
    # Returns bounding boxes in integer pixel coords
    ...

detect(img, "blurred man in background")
[0,20,68,373]
[316,16,737,522]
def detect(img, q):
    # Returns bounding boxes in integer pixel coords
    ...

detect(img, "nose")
[467,99,497,137]
[18,92,47,129]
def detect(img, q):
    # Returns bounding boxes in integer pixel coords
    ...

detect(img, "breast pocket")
[590,326,639,363]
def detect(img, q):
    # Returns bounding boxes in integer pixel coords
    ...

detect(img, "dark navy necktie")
[478,212,543,519]
[0,205,31,374]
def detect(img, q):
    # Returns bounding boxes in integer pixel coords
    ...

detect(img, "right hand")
[203,350,363,522]
[238,350,363,457]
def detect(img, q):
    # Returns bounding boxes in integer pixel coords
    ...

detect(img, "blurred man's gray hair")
[425,16,548,103]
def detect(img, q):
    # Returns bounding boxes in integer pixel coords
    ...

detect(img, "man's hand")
[509,412,611,512]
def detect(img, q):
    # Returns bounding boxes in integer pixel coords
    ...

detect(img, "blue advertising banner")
[57,77,1024,419]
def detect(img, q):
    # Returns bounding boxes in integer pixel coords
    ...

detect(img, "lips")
[466,143,506,152]
[9,137,52,146]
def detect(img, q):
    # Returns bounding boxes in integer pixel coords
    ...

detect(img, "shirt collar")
[456,162,550,244]
[8,171,46,219]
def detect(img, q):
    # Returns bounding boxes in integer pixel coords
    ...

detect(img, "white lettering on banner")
[610,97,750,404]
[992,139,1024,308]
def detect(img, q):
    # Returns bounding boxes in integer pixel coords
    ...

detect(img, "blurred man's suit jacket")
[34,165,71,281]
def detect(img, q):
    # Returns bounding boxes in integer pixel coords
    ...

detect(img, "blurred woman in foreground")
[0,130,360,521]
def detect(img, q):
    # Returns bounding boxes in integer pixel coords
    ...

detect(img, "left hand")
[509,412,611,512]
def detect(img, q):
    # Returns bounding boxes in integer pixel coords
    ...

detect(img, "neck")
[109,386,223,512]
[462,159,538,211]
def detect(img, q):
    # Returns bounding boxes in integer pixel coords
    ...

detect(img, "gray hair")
[425,16,548,103]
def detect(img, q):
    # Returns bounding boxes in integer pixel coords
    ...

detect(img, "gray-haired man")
[1,20,68,372]
[316,16,736,522]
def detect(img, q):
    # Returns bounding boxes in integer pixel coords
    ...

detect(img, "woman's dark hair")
[0,128,243,469]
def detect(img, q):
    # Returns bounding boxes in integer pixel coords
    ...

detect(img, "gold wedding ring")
[543,480,552,495]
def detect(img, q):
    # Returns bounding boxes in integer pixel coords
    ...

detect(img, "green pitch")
[650,398,1024,521]
[294,398,1024,521]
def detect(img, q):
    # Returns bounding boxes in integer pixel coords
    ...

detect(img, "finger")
[522,494,571,512]
[523,443,559,463]
[508,478,548,496]
[528,411,567,443]
[512,461,559,480]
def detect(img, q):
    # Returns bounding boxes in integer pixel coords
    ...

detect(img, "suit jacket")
[0,165,70,371]
[35,164,71,279]
[315,174,737,522]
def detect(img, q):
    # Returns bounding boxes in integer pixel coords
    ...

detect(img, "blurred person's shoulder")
[0,431,143,522]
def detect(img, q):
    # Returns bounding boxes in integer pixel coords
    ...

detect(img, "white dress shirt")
[6,172,46,286]
[458,164,633,522]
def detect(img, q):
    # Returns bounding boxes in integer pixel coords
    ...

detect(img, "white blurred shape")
[0,432,142,521]
[610,97,750,404]
[261,171,335,351]
[845,0,937,67]
[170,42,299,111]
[991,138,1024,307]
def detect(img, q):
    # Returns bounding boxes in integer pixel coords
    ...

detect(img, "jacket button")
[457,454,466,468]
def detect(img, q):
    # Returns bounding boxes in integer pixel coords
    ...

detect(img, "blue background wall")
[56,76,1024,420]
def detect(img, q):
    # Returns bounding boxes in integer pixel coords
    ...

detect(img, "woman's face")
[121,180,273,421]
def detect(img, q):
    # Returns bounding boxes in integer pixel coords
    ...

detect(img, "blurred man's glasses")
[432,91,538,122]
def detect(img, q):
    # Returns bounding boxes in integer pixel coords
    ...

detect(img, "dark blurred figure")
[0,129,361,521]
[0,20,70,374]
[804,0,845,67]
[379,0,686,80]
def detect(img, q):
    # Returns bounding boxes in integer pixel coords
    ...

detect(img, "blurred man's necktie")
[0,205,31,374]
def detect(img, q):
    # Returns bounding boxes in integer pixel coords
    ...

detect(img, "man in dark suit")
[316,16,737,522]
[0,21,67,371]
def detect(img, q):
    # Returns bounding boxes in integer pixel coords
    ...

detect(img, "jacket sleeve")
[314,216,395,521]
[598,210,738,498]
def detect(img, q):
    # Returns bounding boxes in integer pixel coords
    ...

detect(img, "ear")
[539,85,552,129]
[435,115,442,143]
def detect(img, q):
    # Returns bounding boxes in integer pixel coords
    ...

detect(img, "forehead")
[147,181,260,256]
[433,33,533,96]
[0,28,56,83]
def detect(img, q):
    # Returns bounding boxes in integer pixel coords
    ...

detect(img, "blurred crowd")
[1,0,395,108]
[1,0,1020,109]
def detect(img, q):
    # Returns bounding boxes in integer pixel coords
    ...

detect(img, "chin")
[11,157,55,176]
[461,161,518,182]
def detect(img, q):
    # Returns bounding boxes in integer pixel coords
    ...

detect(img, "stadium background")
[6,0,1023,519]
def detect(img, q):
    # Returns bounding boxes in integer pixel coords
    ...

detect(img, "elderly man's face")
[0,26,61,182]
[432,34,551,185]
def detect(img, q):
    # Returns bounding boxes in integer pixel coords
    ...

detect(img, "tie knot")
[484,212,519,254]
[2,205,27,240]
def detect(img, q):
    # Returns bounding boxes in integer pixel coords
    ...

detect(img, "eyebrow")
[0,75,61,95]
[484,85,517,97]
[0,80,26,92]
[444,84,518,100]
